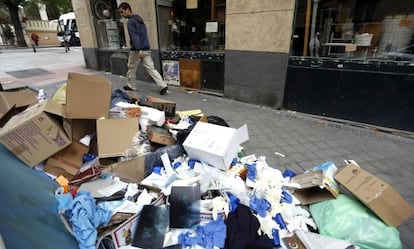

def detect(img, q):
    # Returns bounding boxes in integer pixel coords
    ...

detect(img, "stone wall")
[224,0,295,108]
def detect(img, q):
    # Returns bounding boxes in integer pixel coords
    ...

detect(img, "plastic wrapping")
[310,194,402,249]
[52,83,67,104]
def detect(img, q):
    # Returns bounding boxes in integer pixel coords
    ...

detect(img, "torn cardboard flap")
[290,162,339,205]
[0,87,38,119]
[101,157,146,183]
[290,170,337,205]
[335,163,414,227]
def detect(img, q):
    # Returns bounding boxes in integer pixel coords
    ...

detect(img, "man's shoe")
[123,85,136,91]
[159,86,168,95]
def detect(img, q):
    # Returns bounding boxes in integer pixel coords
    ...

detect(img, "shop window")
[291,0,414,61]
[157,0,226,52]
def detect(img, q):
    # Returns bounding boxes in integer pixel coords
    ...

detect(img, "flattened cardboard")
[291,170,337,205]
[101,157,146,183]
[44,141,89,178]
[182,122,249,170]
[65,72,112,119]
[0,99,71,167]
[147,125,176,146]
[290,162,339,205]
[335,163,414,227]
[96,118,139,158]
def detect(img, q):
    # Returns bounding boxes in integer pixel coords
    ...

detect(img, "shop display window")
[291,0,414,61]
[157,0,226,52]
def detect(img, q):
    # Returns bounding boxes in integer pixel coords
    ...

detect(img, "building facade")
[71,0,414,131]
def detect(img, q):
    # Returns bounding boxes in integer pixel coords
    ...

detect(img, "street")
[1,46,414,248]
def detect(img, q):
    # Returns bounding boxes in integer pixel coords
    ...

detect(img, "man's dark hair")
[118,2,131,10]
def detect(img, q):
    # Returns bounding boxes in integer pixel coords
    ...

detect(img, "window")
[157,0,226,52]
[291,0,414,61]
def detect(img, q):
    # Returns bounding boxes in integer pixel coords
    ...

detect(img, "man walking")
[118,2,168,95]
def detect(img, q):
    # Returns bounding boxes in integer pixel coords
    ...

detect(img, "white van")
[57,12,81,46]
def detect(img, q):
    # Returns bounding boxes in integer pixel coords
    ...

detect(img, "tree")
[1,0,27,47]
[0,0,72,47]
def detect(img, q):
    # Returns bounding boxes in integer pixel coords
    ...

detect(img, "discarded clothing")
[110,89,133,108]
[66,191,112,249]
[224,204,273,249]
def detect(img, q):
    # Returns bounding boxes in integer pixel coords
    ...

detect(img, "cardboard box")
[176,109,208,122]
[96,118,139,158]
[0,87,38,127]
[65,72,112,119]
[63,119,96,142]
[111,102,141,118]
[183,122,249,170]
[137,95,176,117]
[0,99,71,167]
[147,125,176,146]
[44,141,89,179]
[290,161,339,205]
[335,163,414,227]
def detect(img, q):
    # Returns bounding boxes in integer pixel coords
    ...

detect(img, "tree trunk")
[4,0,28,47]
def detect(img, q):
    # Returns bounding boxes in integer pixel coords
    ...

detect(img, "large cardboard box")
[0,99,71,167]
[335,163,414,227]
[96,118,139,158]
[65,72,112,119]
[183,122,249,170]
[0,87,38,127]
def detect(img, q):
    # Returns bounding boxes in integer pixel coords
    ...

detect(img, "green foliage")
[24,1,41,20]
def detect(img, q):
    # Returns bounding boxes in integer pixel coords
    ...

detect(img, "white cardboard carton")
[183,122,249,170]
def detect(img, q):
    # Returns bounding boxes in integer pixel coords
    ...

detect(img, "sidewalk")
[2,47,414,248]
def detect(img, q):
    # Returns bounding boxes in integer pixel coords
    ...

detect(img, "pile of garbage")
[0,73,412,249]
